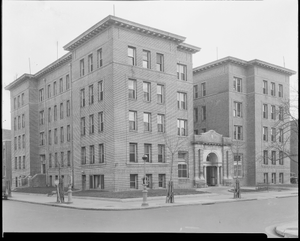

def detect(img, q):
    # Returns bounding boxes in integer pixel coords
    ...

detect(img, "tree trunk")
[166,153,175,203]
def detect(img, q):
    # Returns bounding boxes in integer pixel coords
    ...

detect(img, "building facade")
[290,120,298,178]
[2,129,12,184]
[193,57,296,186]
[6,15,200,191]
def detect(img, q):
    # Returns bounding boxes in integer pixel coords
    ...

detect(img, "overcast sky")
[2,0,298,130]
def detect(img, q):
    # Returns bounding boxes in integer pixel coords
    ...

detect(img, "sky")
[2,0,298,130]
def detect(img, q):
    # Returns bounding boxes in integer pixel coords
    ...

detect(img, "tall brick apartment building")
[5,15,200,191]
[193,56,296,186]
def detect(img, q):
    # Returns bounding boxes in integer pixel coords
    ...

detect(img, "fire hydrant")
[67,184,73,203]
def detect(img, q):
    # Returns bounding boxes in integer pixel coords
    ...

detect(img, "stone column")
[216,166,220,186]
[204,166,207,186]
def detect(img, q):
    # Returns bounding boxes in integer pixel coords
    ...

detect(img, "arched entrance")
[206,153,218,186]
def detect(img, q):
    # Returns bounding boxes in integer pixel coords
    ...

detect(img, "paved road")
[3,196,297,233]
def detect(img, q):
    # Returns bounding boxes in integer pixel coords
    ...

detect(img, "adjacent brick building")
[193,56,296,186]
[2,129,12,184]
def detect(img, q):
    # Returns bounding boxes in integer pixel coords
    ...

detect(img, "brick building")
[290,120,298,178]
[193,56,296,186]
[2,129,12,184]
[5,15,200,191]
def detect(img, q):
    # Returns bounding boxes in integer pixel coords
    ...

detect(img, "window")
[202,106,206,121]
[90,145,95,164]
[158,174,166,188]
[66,100,70,117]
[59,78,63,93]
[60,103,64,120]
[48,130,52,145]
[262,104,268,119]
[271,173,276,184]
[66,74,70,90]
[21,93,24,105]
[194,130,199,135]
[18,136,21,149]
[178,164,188,178]
[98,112,104,132]
[81,117,85,136]
[233,102,242,117]
[98,81,103,101]
[278,84,283,97]
[48,108,51,123]
[22,134,25,148]
[129,111,137,131]
[145,174,152,188]
[263,150,268,165]
[156,53,164,71]
[129,143,137,163]
[194,108,198,122]
[177,92,187,110]
[157,114,165,133]
[49,154,52,168]
[158,144,165,163]
[271,82,276,96]
[233,77,242,92]
[89,85,94,105]
[201,82,206,96]
[14,98,17,109]
[39,88,44,102]
[193,85,198,99]
[80,59,85,76]
[89,114,94,134]
[143,113,151,132]
[81,147,86,164]
[80,89,85,107]
[53,81,57,96]
[279,128,284,143]
[263,126,268,141]
[279,106,284,121]
[65,126,69,143]
[128,46,136,66]
[271,105,276,120]
[279,151,284,165]
[264,173,268,184]
[128,79,136,99]
[67,151,71,167]
[234,125,243,140]
[177,64,187,81]
[99,144,104,163]
[157,84,164,104]
[271,128,276,142]
[61,152,64,167]
[60,127,64,143]
[142,50,151,69]
[177,119,187,136]
[18,95,20,108]
[88,54,93,73]
[144,144,152,163]
[19,156,21,169]
[54,128,58,144]
[40,132,44,146]
[54,105,57,121]
[143,82,151,102]
[279,173,284,184]
[271,151,276,165]
[15,157,17,169]
[22,114,25,128]
[48,84,51,98]
[14,118,16,131]
[130,174,138,189]
[18,116,21,129]
[263,80,268,94]
[97,48,103,68]
[234,154,242,178]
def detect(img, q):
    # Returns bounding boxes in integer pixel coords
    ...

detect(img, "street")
[3,196,298,233]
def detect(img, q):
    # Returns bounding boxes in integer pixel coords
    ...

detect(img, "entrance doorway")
[82,175,86,190]
[206,166,217,186]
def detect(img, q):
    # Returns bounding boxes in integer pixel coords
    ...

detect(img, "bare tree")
[163,132,188,203]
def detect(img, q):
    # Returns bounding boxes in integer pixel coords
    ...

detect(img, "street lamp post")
[141,155,149,207]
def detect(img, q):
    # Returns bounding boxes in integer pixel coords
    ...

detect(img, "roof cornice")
[178,42,201,54]
[5,74,34,91]
[193,56,296,76]
[63,15,187,52]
